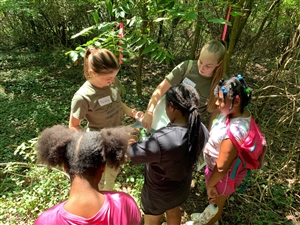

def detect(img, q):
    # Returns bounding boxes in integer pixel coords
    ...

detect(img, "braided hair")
[214,74,252,113]
[165,84,206,170]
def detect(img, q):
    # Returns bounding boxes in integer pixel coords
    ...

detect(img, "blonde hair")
[83,47,120,80]
[202,40,226,112]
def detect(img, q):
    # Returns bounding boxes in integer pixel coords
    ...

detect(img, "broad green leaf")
[129,36,141,46]
[79,48,86,57]
[208,18,231,25]
[69,51,78,62]
[134,39,147,50]
[141,44,159,55]
[185,12,197,21]
[128,17,136,27]
[105,0,113,16]
[152,50,163,61]
[230,11,243,16]
[94,41,101,47]
[153,17,169,22]
[71,26,95,39]
[93,11,99,24]
[119,2,131,14]
[120,11,125,18]
[158,53,166,63]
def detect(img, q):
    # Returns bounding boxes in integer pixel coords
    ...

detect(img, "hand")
[134,111,144,120]
[132,109,144,120]
[128,128,140,145]
[207,186,218,204]
[141,112,153,133]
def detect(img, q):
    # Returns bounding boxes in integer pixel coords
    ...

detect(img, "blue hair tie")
[221,87,227,94]
[237,74,243,80]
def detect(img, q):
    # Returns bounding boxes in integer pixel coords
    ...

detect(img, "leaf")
[185,12,197,21]
[120,11,125,18]
[141,44,158,55]
[119,1,131,14]
[128,36,141,45]
[128,16,136,27]
[208,18,231,25]
[153,17,169,22]
[94,41,101,47]
[71,26,95,39]
[134,39,147,51]
[69,51,78,62]
[230,11,243,16]
[93,11,99,24]
[105,0,113,16]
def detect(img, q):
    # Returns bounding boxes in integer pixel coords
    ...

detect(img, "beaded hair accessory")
[215,74,252,111]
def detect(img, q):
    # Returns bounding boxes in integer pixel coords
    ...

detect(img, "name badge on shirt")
[182,77,196,87]
[98,96,112,106]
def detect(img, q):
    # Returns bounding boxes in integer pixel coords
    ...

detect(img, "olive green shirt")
[166,60,212,113]
[71,78,124,130]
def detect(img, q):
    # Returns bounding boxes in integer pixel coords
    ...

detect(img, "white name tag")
[182,77,196,87]
[98,96,112,106]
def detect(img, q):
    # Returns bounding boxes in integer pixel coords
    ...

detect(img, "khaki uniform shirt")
[71,78,124,130]
[166,60,212,113]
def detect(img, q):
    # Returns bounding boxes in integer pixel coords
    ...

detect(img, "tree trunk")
[189,0,203,59]
[224,1,245,76]
[136,5,148,97]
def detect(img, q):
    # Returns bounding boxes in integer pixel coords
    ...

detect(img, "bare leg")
[165,206,181,225]
[144,214,164,225]
[205,195,228,225]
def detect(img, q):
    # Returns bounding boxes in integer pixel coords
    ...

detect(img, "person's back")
[140,125,190,184]
[128,84,207,225]
[34,125,141,225]
[34,191,140,225]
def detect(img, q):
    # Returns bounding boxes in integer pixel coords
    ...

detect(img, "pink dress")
[34,191,141,225]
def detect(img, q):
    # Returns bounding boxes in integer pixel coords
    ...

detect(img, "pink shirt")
[34,191,141,225]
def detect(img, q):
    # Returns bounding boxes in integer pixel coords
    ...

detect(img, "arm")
[141,79,172,130]
[68,114,84,132]
[208,109,220,131]
[122,102,144,120]
[206,138,238,199]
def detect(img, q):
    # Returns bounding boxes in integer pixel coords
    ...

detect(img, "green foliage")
[0,137,69,224]
[0,49,81,161]
[66,0,233,65]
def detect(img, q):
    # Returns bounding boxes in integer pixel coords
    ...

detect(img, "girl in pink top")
[34,125,141,225]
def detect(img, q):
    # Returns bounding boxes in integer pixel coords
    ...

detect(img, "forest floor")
[0,48,299,225]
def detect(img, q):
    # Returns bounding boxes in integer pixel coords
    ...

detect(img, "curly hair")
[35,125,133,181]
[214,75,252,113]
[165,84,206,170]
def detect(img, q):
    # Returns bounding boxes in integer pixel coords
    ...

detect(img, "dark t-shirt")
[128,124,192,214]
